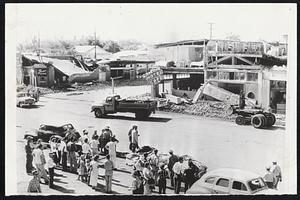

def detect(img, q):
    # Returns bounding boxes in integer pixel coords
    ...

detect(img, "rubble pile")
[126,93,153,101]
[165,100,237,121]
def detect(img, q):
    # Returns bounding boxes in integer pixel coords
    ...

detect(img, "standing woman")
[25,138,35,174]
[105,137,118,169]
[89,155,100,190]
[90,135,99,156]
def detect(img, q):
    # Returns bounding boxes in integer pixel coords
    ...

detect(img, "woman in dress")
[89,155,100,189]
[105,137,118,169]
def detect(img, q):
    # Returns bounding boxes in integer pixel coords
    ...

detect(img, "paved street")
[16,85,286,194]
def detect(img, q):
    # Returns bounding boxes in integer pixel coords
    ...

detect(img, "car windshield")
[247,178,267,193]
[17,93,29,97]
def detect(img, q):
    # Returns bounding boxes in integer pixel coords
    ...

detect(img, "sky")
[6,3,295,45]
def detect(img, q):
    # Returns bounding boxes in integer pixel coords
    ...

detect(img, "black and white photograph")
[5,3,297,195]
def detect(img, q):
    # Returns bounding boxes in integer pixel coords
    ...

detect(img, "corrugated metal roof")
[23,54,87,76]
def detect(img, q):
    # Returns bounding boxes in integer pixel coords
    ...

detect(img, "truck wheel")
[94,109,103,118]
[235,115,245,125]
[251,114,266,128]
[266,113,276,127]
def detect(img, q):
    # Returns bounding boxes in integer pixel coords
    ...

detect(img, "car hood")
[18,97,35,101]
[254,189,281,195]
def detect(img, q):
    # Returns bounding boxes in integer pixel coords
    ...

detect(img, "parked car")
[24,123,81,143]
[16,92,36,107]
[186,168,279,195]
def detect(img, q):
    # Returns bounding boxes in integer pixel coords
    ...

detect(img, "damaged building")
[154,39,287,114]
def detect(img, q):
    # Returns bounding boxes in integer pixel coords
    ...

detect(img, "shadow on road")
[99,115,172,123]
[18,105,45,109]
[54,178,68,184]
[51,184,75,193]
[262,126,285,131]
[94,183,120,194]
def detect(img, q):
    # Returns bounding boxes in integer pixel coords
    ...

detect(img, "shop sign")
[37,69,47,76]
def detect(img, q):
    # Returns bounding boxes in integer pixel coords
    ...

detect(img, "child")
[77,155,86,182]
[157,164,168,194]
[85,158,91,185]
[27,170,41,193]
[48,153,56,189]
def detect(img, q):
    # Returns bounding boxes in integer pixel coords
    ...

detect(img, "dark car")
[24,123,81,143]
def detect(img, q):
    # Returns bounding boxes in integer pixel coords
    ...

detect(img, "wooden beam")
[235,55,254,65]
[207,52,262,58]
[208,55,232,66]
[207,64,261,70]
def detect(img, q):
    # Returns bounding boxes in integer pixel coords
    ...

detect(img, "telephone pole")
[94,29,97,61]
[208,22,214,39]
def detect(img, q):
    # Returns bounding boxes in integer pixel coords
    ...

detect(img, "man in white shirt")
[48,153,56,188]
[271,161,282,189]
[82,138,92,155]
[59,139,68,172]
[172,156,185,194]
[32,144,49,184]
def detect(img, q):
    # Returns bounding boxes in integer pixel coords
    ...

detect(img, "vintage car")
[186,168,279,195]
[16,92,36,107]
[24,123,81,143]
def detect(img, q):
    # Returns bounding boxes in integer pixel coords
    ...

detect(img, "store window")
[247,73,258,82]
[234,72,245,80]
[219,71,230,80]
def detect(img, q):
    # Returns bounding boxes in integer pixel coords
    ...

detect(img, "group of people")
[129,147,203,195]
[263,161,282,190]
[26,125,119,193]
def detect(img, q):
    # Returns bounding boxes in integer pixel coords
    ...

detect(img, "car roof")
[203,168,261,181]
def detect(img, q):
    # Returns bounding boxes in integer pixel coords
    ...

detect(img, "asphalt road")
[16,85,287,194]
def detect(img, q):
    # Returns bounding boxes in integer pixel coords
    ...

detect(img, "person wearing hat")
[168,150,179,188]
[131,170,144,194]
[27,170,41,193]
[81,129,90,144]
[25,137,35,174]
[172,156,185,194]
[157,163,168,194]
[264,166,276,189]
[271,161,282,189]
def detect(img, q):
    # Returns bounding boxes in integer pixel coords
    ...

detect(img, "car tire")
[266,113,276,127]
[235,115,245,125]
[94,109,103,118]
[251,114,266,128]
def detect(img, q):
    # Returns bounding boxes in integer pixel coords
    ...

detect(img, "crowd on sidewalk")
[25,124,282,195]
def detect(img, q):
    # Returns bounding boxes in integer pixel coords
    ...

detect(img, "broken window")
[207,71,218,79]
[247,73,258,81]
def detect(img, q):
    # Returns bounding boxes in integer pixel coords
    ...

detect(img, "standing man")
[102,127,112,154]
[271,161,282,189]
[67,138,77,173]
[32,144,49,184]
[60,138,68,172]
[168,150,178,188]
[25,138,35,174]
[172,156,185,194]
[47,153,56,188]
[264,166,276,189]
[149,149,159,185]
[142,162,154,195]
[104,155,114,193]
[131,125,139,153]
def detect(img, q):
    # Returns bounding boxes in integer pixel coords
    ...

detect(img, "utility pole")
[94,29,97,61]
[38,31,41,56]
[208,22,214,40]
